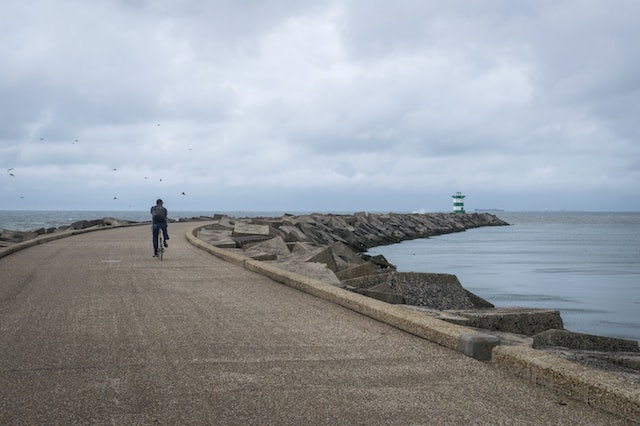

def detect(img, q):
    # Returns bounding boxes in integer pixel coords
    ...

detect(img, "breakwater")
[242,211,509,252]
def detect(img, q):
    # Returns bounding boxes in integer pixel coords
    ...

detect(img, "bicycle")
[157,231,165,261]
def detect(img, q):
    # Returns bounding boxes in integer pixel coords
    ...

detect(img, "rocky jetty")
[244,211,508,252]
[0,217,138,247]
[197,211,640,377]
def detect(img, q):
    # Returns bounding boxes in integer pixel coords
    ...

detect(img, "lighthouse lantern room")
[452,192,465,213]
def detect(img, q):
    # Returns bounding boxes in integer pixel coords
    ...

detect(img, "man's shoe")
[163,241,168,247]
[153,254,158,258]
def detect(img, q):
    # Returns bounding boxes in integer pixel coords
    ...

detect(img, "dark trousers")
[152,223,169,255]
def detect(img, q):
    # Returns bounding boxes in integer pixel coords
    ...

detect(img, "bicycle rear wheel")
[158,233,164,261]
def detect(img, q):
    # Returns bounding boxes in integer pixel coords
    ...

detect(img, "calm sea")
[367,212,640,343]
[2,210,638,343]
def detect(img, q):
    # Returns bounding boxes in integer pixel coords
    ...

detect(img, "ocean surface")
[367,212,640,343]
[2,210,639,343]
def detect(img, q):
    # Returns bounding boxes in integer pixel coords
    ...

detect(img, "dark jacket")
[150,205,168,225]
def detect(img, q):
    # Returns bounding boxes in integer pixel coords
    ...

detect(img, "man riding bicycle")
[151,198,169,257]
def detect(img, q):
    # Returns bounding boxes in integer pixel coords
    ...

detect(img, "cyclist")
[151,198,169,257]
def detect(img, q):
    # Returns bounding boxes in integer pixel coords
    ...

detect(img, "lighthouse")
[452,192,465,213]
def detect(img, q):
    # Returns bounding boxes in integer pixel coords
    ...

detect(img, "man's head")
[156,199,163,205]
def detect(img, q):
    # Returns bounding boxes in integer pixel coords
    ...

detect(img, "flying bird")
[181,192,186,195]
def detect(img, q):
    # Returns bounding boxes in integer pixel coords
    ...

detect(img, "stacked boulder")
[197,212,598,339]
[197,211,508,297]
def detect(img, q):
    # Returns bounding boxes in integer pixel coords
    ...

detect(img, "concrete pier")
[0,222,636,424]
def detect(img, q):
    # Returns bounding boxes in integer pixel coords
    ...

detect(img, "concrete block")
[245,236,291,256]
[211,240,237,249]
[458,333,501,361]
[232,223,270,237]
[278,225,310,242]
[291,242,317,256]
[493,345,640,423]
[532,329,639,352]
[352,288,406,305]
[232,235,272,248]
[446,308,563,336]
[335,262,374,281]
[248,252,278,261]
[328,241,365,264]
[306,247,338,272]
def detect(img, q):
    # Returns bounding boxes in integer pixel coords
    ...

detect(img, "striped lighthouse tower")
[452,192,465,213]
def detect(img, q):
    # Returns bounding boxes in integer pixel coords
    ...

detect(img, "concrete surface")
[188,223,640,423]
[0,222,634,424]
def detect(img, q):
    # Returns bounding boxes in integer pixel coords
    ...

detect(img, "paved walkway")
[0,223,629,424]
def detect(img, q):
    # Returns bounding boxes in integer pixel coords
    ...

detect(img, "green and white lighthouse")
[452,192,465,213]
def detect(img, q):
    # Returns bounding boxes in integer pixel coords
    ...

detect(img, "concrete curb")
[187,223,640,423]
[493,346,640,422]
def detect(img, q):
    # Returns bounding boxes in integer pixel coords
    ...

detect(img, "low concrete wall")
[493,346,640,423]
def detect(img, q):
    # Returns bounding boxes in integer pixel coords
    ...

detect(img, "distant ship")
[474,208,504,212]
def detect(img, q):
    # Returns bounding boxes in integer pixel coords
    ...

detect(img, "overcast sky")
[1,0,639,212]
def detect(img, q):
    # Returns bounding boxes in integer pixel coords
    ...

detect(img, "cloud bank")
[2,0,639,212]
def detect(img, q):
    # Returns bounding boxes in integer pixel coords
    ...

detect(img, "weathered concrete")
[0,221,637,423]
[188,223,640,422]
[343,272,495,310]
[232,222,271,237]
[188,221,640,422]
[1,223,633,424]
[533,329,640,352]
[458,334,501,361]
[494,345,640,423]
[445,307,565,336]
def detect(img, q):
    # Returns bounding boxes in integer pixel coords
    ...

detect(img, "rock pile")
[246,211,508,251]
[0,217,139,247]
[197,212,515,306]
[343,271,495,310]
[197,212,509,283]
[197,211,640,372]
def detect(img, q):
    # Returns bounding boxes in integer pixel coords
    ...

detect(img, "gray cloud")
[1,0,639,212]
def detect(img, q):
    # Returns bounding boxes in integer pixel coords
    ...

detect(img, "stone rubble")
[196,211,640,379]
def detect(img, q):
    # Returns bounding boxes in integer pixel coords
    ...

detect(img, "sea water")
[367,212,640,343]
